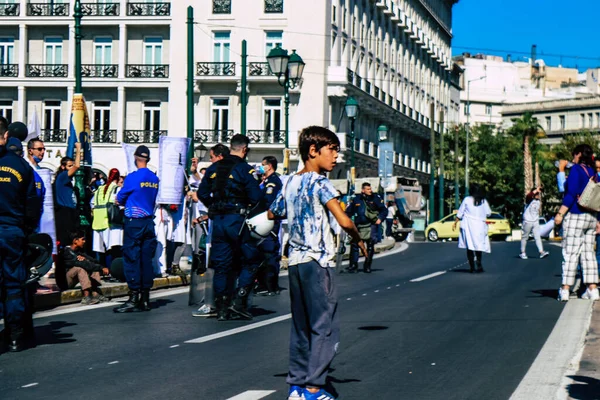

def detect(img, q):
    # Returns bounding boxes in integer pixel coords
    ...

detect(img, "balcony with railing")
[194,129,234,144]
[124,130,166,143]
[126,64,169,78]
[249,62,274,77]
[0,3,19,16]
[264,0,283,13]
[82,64,118,78]
[196,62,235,77]
[81,2,120,16]
[0,65,18,77]
[27,2,70,16]
[247,130,285,145]
[127,2,170,16]
[26,64,68,77]
[41,129,67,143]
[92,130,117,143]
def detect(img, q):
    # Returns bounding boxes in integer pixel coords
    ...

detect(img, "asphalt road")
[0,242,568,400]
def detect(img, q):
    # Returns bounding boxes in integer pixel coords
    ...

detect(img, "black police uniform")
[0,145,41,351]
[256,173,283,295]
[197,154,262,320]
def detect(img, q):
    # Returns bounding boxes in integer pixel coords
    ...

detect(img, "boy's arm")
[326,199,368,257]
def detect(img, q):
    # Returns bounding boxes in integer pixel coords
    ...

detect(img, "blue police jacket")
[261,173,283,208]
[0,146,42,230]
[346,193,387,226]
[117,167,159,218]
[197,154,262,213]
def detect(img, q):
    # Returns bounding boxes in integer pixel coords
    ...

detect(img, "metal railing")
[0,3,19,16]
[247,130,285,145]
[212,0,231,14]
[81,2,120,16]
[82,64,118,78]
[123,130,166,143]
[126,2,170,16]
[26,64,68,77]
[126,64,169,78]
[27,3,69,16]
[264,0,283,13]
[196,62,236,76]
[194,129,234,144]
[249,62,274,76]
[0,64,18,77]
[92,130,117,143]
[41,129,67,143]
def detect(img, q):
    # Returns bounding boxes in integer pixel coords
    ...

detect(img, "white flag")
[26,107,41,142]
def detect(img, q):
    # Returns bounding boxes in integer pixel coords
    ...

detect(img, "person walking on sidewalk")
[453,184,492,273]
[555,144,599,302]
[520,187,549,260]
[114,146,159,313]
[344,182,387,273]
[268,125,367,400]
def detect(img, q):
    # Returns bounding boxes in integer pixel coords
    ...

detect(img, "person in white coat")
[453,184,492,273]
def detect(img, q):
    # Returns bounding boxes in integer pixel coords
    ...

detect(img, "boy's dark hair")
[230,134,250,152]
[263,155,278,171]
[27,137,44,150]
[362,182,371,189]
[0,116,8,133]
[573,144,594,167]
[298,126,340,162]
[211,143,230,158]
[69,229,85,244]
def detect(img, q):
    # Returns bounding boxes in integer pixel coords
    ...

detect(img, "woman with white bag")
[519,187,549,259]
[555,144,599,302]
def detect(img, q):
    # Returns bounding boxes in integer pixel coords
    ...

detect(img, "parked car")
[426,212,511,242]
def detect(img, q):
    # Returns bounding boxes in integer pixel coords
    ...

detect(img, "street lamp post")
[344,96,359,191]
[194,144,208,161]
[267,45,305,174]
[465,75,486,196]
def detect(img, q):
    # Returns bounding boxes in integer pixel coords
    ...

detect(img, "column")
[18,24,27,79]
[117,86,126,143]
[68,22,75,79]
[17,86,26,122]
[118,24,127,79]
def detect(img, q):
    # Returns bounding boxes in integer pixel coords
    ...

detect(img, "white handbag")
[577,166,600,212]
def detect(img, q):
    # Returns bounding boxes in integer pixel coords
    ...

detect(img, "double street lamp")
[344,96,359,188]
[267,45,305,174]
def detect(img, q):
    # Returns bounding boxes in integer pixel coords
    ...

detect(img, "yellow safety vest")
[92,183,117,231]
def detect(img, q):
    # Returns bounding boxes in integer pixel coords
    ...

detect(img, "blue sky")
[452,0,600,71]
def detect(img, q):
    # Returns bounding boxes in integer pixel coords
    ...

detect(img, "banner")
[66,93,92,167]
[121,143,138,174]
[157,136,191,205]
[37,168,57,255]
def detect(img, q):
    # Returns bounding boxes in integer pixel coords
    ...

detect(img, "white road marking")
[21,383,38,388]
[108,361,119,365]
[374,290,379,293]
[226,390,277,400]
[169,344,180,348]
[346,298,351,301]
[362,293,367,296]
[410,271,447,282]
[509,300,593,400]
[387,287,391,289]
[185,314,292,344]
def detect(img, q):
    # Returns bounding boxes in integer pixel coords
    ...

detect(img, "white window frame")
[263,98,282,132]
[485,104,492,115]
[143,37,163,65]
[559,115,566,130]
[93,37,113,65]
[0,37,14,65]
[143,101,161,131]
[44,100,61,130]
[44,37,63,65]
[545,116,551,131]
[265,31,283,57]
[0,100,13,122]
[211,98,229,131]
[93,101,111,131]
[213,31,231,63]
[581,113,585,128]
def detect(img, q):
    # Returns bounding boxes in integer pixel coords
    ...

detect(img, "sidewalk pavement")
[566,301,600,399]
[33,237,398,310]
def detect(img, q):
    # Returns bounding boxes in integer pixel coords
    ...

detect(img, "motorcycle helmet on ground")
[246,211,274,240]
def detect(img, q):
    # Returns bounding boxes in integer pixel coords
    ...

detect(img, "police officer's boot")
[114,290,142,313]
[8,328,24,352]
[139,289,151,311]
[230,287,253,320]
[345,263,358,274]
[215,296,230,321]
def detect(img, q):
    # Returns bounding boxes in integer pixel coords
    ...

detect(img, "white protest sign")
[37,168,57,255]
[157,136,191,205]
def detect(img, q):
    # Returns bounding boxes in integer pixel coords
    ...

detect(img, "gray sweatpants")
[287,260,340,388]
[521,221,544,254]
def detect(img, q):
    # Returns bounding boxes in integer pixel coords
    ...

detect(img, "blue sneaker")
[303,388,336,400]
[288,385,304,400]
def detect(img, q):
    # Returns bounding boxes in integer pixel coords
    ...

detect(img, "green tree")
[508,112,545,196]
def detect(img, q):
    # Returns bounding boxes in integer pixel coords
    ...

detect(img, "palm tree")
[510,112,545,196]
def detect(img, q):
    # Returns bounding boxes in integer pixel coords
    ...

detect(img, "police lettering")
[0,177,11,183]
[36,182,42,189]
[0,166,22,182]
[140,182,158,189]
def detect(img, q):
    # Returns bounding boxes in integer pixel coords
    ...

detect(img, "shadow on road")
[149,299,174,310]
[248,307,277,318]
[450,268,473,273]
[528,289,559,299]
[567,375,600,400]
[358,326,389,331]
[33,320,77,346]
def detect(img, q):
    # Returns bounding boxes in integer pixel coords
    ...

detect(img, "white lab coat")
[457,196,492,253]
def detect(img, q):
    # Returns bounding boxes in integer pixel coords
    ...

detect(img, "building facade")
[0,0,459,182]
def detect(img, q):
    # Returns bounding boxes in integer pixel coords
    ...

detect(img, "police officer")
[0,122,41,352]
[197,134,262,321]
[345,182,387,273]
[255,156,283,296]
[114,145,159,313]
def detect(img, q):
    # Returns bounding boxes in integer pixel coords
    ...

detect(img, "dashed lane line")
[410,271,447,282]
[226,390,277,400]
[185,314,292,344]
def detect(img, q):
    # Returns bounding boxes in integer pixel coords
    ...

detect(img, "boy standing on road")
[269,126,367,400]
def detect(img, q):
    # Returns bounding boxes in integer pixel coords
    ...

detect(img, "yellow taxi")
[425,212,511,242]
